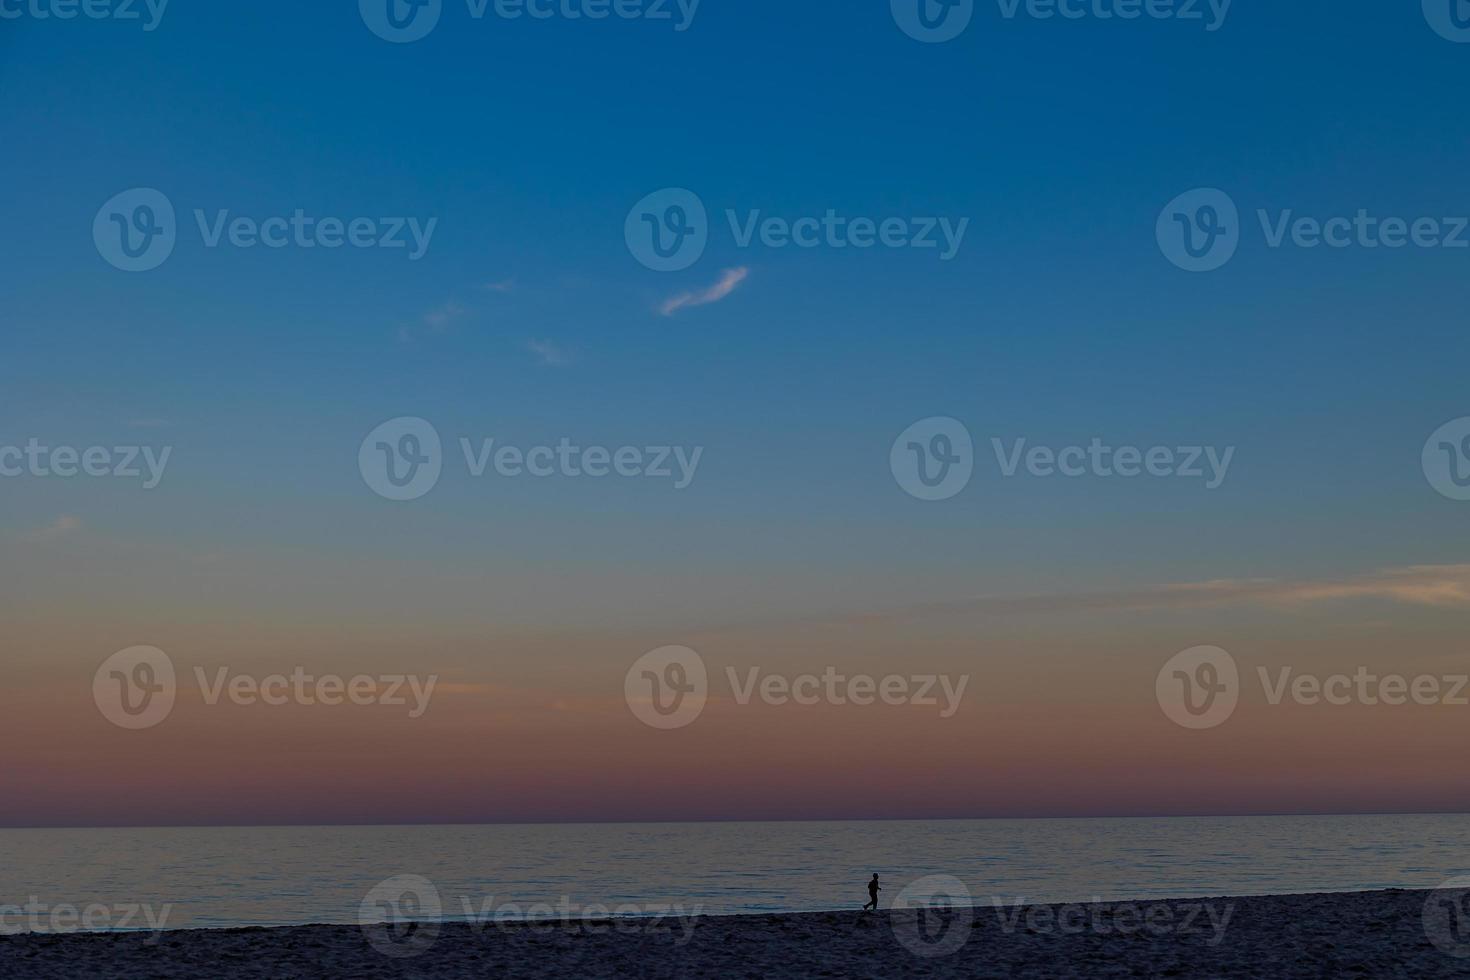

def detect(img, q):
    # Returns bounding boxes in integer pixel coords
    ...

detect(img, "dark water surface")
[2,814,1468,931]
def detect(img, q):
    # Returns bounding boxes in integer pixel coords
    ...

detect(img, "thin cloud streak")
[421,301,465,330]
[24,516,83,542]
[526,339,569,367]
[659,267,749,316]
[399,301,467,342]
[713,565,1470,635]
[869,565,1470,623]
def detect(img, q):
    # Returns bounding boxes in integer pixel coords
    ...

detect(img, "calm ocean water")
[3,814,1469,932]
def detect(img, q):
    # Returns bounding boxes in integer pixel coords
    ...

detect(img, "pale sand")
[1,888,1465,978]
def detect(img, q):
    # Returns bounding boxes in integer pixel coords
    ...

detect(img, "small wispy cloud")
[399,301,468,342]
[833,565,1470,628]
[422,301,466,329]
[659,267,749,317]
[25,515,83,542]
[481,279,515,293]
[525,339,570,367]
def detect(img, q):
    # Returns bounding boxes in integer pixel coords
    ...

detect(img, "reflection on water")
[2,813,1469,931]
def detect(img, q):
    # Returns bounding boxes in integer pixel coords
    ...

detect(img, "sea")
[2,813,1468,932]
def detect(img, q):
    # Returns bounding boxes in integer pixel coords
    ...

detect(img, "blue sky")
[10,1,1470,826]
[2,0,1469,628]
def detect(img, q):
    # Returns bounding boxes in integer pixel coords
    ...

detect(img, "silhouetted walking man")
[863,874,881,911]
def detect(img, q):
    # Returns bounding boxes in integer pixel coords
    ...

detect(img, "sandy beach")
[1,887,1465,978]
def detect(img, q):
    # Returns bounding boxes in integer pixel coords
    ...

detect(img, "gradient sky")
[3,1,1470,826]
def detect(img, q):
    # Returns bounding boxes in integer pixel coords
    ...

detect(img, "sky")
[3,0,1470,826]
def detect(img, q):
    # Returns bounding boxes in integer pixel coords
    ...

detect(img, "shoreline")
[0,883,1435,935]
[2,888,1465,977]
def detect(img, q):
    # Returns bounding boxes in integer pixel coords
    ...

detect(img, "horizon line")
[5,808,1469,832]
